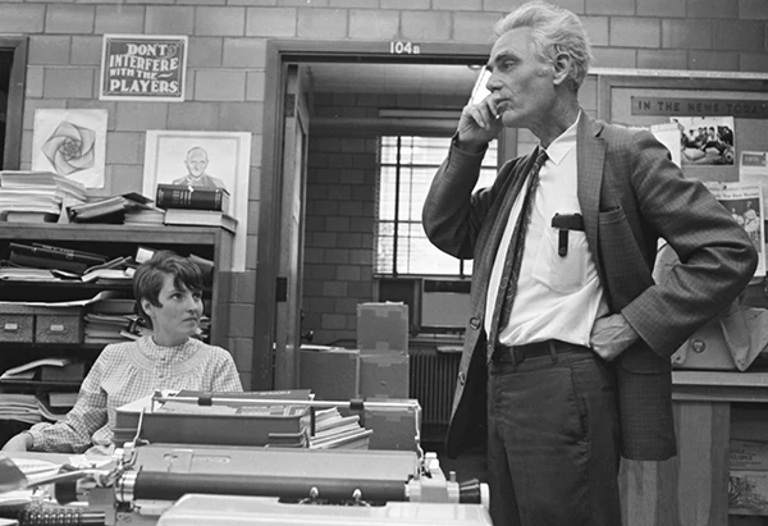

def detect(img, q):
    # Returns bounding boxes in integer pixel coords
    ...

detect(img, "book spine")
[9,243,106,265]
[9,252,88,274]
[30,243,108,263]
[156,186,226,211]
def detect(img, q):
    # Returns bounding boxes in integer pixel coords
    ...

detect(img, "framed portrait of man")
[143,130,252,271]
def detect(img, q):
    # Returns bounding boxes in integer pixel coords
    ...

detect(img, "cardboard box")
[299,346,360,401]
[356,302,409,353]
[731,440,768,471]
[730,470,768,515]
[359,351,409,400]
[341,398,421,452]
[0,305,83,344]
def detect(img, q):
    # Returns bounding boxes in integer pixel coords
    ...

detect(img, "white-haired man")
[422,2,756,524]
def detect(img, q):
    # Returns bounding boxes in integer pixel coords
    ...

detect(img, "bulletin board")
[597,71,768,184]
[597,70,768,281]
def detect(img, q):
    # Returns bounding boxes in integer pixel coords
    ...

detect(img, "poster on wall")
[705,182,765,278]
[100,34,187,102]
[739,151,768,207]
[670,116,735,166]
[143,130,252,271]
[31,109,107,189]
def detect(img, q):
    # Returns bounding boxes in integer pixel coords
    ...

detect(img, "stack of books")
[68,192,157,224]
[0,170,87,223]
[8,242,109,276]
[156,184,236,232]
[309,407,373,450]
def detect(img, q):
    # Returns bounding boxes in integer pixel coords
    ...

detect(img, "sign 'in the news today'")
[100,34,188,102]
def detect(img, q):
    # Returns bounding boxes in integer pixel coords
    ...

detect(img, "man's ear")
[552,52,572,86]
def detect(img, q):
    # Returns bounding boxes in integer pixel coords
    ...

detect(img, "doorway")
[0,37,28,171]
[254,41,497,392]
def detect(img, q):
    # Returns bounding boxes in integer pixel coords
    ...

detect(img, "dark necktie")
[487,149,548,357]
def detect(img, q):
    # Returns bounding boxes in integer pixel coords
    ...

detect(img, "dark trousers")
[487,342,621,526]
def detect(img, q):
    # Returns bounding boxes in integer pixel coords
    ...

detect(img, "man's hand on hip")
[589,313,639,362]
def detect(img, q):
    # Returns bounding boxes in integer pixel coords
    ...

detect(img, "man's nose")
[486,73,501,92]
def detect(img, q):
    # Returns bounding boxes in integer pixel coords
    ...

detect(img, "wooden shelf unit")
[0,223,234,390]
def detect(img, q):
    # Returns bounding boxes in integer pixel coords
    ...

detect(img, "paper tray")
[114,394,311,448]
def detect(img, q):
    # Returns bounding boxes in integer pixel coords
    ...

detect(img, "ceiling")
[306,62,483,98]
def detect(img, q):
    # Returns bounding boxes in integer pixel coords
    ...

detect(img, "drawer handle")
[3,323,18,332]
[48,324,65,333]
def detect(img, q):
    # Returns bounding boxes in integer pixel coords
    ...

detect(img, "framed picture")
[31,109,108,189]
[143,130,252,271]
[100,34,187,102]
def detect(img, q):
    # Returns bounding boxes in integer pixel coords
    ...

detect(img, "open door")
[273,64,309,389]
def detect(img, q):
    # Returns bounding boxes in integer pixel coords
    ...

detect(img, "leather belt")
[492,340,584,364]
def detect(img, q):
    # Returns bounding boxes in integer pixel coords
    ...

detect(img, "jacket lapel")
[577,113,606,276]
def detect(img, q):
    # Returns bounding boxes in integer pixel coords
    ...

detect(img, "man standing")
[172,146,227,190]
[422,2,757,525]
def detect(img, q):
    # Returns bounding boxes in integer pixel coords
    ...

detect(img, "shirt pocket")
[531,228,588,294]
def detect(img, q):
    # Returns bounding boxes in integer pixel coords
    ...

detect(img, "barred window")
[375,136,498,277]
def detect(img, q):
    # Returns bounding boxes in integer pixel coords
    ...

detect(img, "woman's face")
[141,272,203,346]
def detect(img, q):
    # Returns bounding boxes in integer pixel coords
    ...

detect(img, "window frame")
[375,134,497,278]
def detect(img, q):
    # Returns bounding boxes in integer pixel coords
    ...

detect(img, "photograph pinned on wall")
[671,116,735,166]
[705,182,765,277]
[31,109,107,189]
[142,130,252,271]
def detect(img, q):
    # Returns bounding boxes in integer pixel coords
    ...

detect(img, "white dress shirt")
[485,114,609,346]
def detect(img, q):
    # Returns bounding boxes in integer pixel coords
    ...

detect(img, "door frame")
[0,36,27,170]
[253,40,493,390]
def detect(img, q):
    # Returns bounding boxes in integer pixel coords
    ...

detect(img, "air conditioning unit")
[421,279,470,330]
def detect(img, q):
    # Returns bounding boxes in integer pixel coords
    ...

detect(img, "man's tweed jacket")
[422,112,757,460]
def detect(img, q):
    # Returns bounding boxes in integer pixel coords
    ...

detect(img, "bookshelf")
[0,223,234,438]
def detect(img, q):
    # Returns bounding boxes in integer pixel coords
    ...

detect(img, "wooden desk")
[620,371,768,526]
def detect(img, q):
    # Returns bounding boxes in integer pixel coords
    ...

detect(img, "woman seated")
[2,250,243,454]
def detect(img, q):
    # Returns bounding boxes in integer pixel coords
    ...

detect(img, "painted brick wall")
[2,0,768,384]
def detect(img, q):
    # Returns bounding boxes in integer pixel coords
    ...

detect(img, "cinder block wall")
[2,0,767,379]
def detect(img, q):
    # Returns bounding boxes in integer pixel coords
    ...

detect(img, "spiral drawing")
[41,120,96,175]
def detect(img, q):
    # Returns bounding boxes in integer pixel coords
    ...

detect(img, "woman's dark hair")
[133,250,203,328]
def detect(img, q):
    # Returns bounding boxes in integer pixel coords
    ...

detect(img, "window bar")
[392,136,402,276]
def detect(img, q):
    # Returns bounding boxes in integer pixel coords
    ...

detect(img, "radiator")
[409,349,461,427]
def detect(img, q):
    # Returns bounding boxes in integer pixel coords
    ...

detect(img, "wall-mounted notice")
[100,34,188,102]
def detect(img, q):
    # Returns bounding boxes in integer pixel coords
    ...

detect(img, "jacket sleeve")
[618,130,758,355]
[422,140,508,260]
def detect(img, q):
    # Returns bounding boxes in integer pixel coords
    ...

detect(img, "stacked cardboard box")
[298,345,360,401]
[356,302,409,400]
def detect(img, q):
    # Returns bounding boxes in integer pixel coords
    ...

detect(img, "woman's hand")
[2,432,32,452]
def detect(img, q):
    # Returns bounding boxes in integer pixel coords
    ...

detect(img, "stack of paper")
[0,394,42,424]
[0,170,86,223]
[309,407,373,450]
